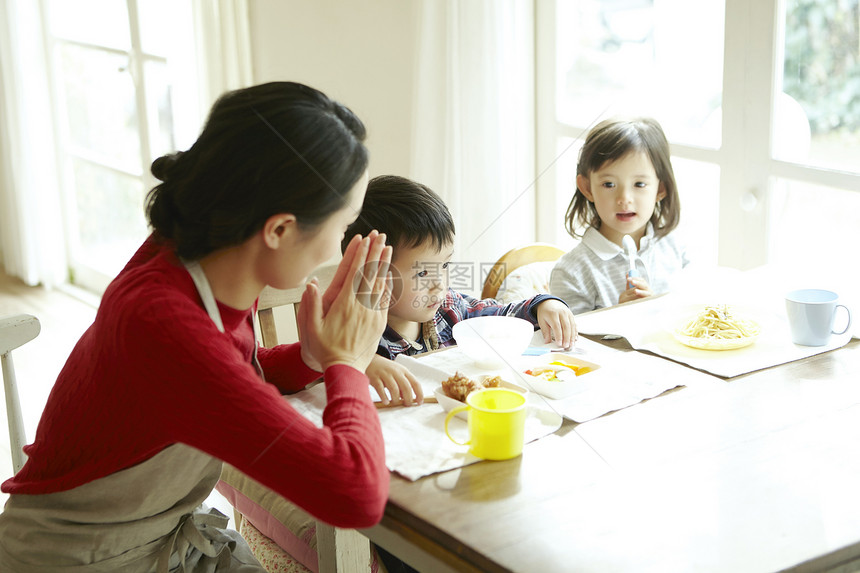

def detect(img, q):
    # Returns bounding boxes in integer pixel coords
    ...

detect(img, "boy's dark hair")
[564,117,681,240]
[146,81,368,260]
[343,175,455,253]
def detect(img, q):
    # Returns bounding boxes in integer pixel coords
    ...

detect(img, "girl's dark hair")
[342,175,455,253]
[146,82,368,260]
[564,117,680,240]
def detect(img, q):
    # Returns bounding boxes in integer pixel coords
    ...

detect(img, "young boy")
[343,175,577,406]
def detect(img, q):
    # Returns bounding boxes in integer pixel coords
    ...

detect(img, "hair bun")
[333,102,367,140]
[151,152,184,182]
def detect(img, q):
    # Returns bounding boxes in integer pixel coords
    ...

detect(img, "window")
[537,0,860,271]
[42,0,202,292]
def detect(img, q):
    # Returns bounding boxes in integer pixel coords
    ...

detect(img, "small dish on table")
[516,353,601,400]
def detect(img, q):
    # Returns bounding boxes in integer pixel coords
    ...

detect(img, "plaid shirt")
[377,288,561,359]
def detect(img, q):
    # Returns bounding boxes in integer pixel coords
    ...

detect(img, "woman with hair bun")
[0,82,392,571]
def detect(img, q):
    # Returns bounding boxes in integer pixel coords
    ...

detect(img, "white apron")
[0,260,266,572]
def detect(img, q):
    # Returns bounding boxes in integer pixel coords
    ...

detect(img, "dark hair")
[564,117,680,240]
[342,175,455,254]
[146,82,369,260]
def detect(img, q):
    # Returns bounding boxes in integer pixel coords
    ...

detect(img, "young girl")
[0,82,392,571]
[549,117,689,314]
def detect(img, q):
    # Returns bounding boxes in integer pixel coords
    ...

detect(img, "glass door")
[768,0,860,267]
[43,0,201,292]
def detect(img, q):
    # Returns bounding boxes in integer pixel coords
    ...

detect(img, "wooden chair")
[218,263,375,573]
[256,264,338,347]
[481,243,566,299]
[1,314,40,475]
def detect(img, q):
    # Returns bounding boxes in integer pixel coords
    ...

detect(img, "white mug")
[785,289,852,346]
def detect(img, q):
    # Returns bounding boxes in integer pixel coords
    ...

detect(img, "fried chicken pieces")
[441,372,502,402]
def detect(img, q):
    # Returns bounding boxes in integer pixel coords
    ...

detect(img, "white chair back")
[0,314,40,474]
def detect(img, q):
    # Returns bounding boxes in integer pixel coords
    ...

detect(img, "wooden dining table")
[360,332,860,572]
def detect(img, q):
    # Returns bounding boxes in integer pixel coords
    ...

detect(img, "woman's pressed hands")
[298,232,393,373]
[320,232,388,315]
[349,232,393,315]
[535,299,578,349]
[366,355,424,406]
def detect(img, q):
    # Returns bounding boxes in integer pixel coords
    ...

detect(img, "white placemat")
[282,364,562,481]
[574,290,854,378]
[410,337,717,423]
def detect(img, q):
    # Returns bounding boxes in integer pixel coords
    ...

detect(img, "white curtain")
[0,0,251,287]
[412,0,536,298]
[192,0,253,110]
[0,0,66,287]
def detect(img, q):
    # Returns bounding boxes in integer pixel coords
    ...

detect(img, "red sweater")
[1,238,388,528]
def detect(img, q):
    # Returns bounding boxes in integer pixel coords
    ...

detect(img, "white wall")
[248,0,420,178]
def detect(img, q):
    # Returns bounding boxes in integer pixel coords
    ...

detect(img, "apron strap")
[250,312,265,380]
[182,259,225,334]
[182,258,265,380]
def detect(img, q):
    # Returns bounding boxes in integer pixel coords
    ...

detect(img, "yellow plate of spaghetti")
[673,304,761,351]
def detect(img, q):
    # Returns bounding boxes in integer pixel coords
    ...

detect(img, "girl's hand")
[366,355,424,406]
[298,232,392,373]
[619,276,653,304]
[535,299,578,349]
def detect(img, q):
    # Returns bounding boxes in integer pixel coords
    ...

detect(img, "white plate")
[434,375,529,420]
[671,331,760,350]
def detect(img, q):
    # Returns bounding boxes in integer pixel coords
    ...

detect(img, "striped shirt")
[549,224,689,315]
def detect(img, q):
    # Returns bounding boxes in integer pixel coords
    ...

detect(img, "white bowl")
[516,353,601,400]
[434,375,529,420]
[452,316,534,368]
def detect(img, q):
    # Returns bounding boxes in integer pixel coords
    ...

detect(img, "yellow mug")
[444,388,527,460]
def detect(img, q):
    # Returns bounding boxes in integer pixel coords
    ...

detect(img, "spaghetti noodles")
[678,305,760,340]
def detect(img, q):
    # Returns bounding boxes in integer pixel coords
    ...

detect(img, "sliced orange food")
[548,361,591,376]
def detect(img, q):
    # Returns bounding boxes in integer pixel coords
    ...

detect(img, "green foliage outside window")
[783,0,860,135]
